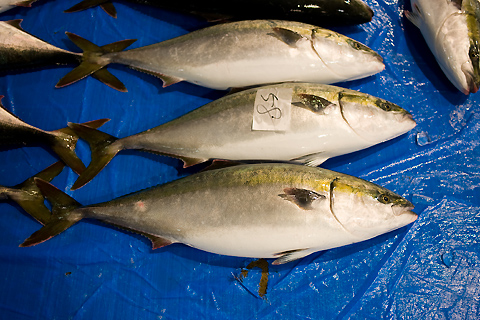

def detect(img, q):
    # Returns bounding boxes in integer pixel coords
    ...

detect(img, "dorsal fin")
[5,19,23,30]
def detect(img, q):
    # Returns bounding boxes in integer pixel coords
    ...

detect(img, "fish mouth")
[392,204,417,222]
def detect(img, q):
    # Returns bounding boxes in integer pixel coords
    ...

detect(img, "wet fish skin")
[0,96,109,174]
[21,163,417,265]
[65,0,374,27]
[406,0,480,94]
[1,161,64,225]
[58,20,384,90]
[67,83,416,190]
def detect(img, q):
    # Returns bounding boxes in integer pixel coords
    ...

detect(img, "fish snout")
[392,204,417,224]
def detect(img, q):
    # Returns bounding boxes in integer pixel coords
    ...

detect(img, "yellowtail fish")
[68,83,415,190]
[57,20,385,91]
[21,163,417,265]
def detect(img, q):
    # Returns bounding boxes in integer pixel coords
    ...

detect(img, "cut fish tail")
[67,122,121,190]
[56,32,136,91]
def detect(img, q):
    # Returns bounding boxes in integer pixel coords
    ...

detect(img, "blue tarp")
[1,0,479,319]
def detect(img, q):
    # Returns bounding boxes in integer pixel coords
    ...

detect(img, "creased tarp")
[0,0,479,319]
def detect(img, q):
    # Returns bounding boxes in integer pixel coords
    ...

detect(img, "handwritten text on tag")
[252,88,292,131]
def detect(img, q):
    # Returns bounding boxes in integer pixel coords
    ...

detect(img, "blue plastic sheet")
[1,0,479,319]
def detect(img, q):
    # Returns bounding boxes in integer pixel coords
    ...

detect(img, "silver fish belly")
[103,20,384,89]
[23,163,417,265]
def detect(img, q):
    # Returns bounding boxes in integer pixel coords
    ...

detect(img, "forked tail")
[56,32,136,91]
[20,178,84,247]
[50,118,110,175]
[67,123,121,190]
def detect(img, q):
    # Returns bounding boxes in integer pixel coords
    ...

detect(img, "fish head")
[311,28,385,81]
[330,178,417,240]
[338,91,416,142]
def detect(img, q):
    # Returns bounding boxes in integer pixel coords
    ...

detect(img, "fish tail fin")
[6,161,65,225]
[20,178,83,247]
[67,122,121,190]
[50,118,110,175]
[65,0,117,18]
[56,32,136,91]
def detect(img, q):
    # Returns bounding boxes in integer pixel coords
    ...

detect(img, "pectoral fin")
[269,27,306,48]
[292,94,335,114]
[279,188,325,210]
[272,248,311,265]
[405,4,423,28]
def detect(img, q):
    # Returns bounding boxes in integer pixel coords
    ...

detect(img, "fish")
[67,83,416,190]
[65,0,374,27]
[0,95,109,174]
[1,161,64,225]
[0,0,37,14]
[20,163,417,265]
[0,20,135,91]
[57,20,385,91]
[405,0,480,94]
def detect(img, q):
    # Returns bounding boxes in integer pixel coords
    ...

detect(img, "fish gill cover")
[0,0,479,319]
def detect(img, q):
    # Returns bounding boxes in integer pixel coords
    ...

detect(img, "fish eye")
[347,39,368,51]
[377,194,391,204]
[376,99,398,112]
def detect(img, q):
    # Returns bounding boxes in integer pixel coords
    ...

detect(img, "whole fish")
[65,0,374,27]
[0,95,108,174]
[405,0,480,94]
[0,20,135,91]
[68,83,416,190]
[0,0,37,14]
[57,20,385,91]
[1,161,64,225]
[21,163,417,265]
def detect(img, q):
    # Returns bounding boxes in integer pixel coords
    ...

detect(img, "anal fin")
[272,248,311,265]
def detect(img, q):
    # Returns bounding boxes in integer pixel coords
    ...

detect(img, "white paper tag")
[252,87,292,131]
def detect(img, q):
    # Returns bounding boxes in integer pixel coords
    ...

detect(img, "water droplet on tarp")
[416,131,431,146]
[441,250,454,268]
[412,194,434,205]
